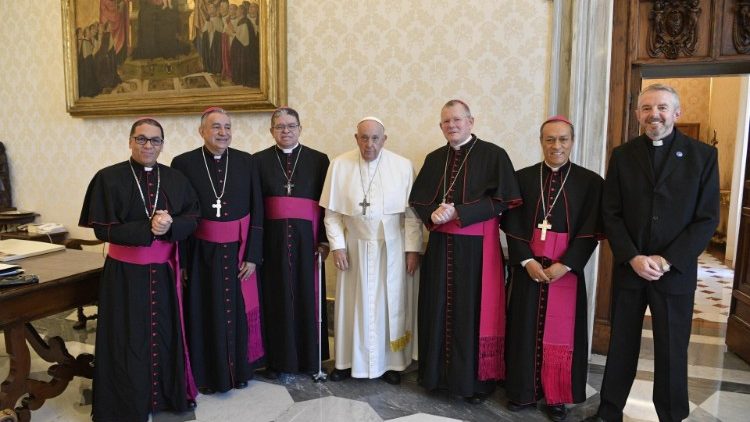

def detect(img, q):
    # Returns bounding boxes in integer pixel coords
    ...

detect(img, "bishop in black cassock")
[171,108,264,394]
[409,100,521,403]
[79,118,200,422]
[502,116,603,421]
[255,107,330,377]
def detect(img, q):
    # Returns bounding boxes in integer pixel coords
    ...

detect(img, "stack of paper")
[0,239,65,262]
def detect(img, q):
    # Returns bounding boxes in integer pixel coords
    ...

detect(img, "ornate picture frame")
[61,0,287,117]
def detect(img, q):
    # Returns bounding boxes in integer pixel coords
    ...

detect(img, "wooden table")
[0,249,104,421]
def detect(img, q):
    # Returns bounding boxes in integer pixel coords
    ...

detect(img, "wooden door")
[726,130,750,361]
[594,0,750,354]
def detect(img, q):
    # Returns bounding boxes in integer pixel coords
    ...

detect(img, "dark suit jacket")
[602,130,719,294]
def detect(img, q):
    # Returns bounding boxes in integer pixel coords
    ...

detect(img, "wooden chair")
[64,238,104,330]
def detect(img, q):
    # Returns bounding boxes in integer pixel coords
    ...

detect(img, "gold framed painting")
[61,0,287,117]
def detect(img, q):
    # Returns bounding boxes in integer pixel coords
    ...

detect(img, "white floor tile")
[193,380,293,422]
[697,390,750,422]
[387,413,462,422]
[276,396,382,422]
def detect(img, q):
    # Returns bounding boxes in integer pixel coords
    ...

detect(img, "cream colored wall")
[708,76,741,191]
[0,0,551,239]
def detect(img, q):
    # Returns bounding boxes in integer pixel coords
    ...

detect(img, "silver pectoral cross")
[284,181,295,196]
[212,198,222,217]
[359,197,371,215]
[537,219,552,241]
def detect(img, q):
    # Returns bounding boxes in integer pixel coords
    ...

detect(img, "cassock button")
[224,266,228,270]
[224,212,228,216]
[223,244,228,248]
[223,201,227,205]
[652,216,659,221]
[224,255,228,258]
[227,320,231,324]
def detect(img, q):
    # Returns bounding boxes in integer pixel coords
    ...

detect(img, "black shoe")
[186,399,197,410]
[198,387,215,395]
[464,392,488,404]
[328,368,351,381]
[507,400,535,412]
[235,380,249,389]
[259,367,279,380]
[381,370,401,385]
[547,404,568,422]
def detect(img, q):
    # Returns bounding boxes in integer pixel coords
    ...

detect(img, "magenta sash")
[194,215,265,362]
[264,196,323,323]
[107,240,198,400]
[434,216,505,380]
[530,228,576,405]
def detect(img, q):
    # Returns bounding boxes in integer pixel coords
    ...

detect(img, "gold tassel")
[389,330,412,352]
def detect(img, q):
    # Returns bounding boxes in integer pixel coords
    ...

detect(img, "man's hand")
[238,261,256,280]
[629,255,664,281]
[544,263,569,283]
[525,259,550,283]
[151,210,173,236]
[317,244,330,261]
[406,252,420,276]
[430,203,457,225]
[332,249,349,271]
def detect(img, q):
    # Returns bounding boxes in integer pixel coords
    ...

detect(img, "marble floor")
[2,252,749,421]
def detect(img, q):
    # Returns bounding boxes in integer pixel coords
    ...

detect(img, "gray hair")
[639,83,681,110]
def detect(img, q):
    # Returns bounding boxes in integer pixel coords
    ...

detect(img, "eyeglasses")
[272,123,300,131]
[131,135,164,146]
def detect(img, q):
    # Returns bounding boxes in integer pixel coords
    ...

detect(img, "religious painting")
[61,0,287,117]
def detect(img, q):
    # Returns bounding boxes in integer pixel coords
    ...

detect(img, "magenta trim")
[194,215,265,363]
[530,229,576,404]
[434,217,506,380]
[107,240,198,400]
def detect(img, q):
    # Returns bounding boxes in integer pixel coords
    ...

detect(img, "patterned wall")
[645,77,711,142]
[708,76,741,191]
[0,0,551,239]
[645,77,741,191]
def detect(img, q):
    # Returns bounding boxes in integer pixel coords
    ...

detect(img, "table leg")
[1,323,94,422]
[0,323,30,422]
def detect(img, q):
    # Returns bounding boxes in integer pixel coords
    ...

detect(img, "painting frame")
[61,0,287,117]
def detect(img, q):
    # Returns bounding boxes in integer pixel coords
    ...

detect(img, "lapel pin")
[676,151,684,158]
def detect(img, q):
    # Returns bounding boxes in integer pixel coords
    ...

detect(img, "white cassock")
[320,148,422,378]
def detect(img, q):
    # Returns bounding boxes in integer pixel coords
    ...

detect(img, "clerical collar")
[203,146,226,160]
[543,160,570,172]
[130,158,154,172]
[277,142,300,154]
[450,135,473,150]
[648,129,675,147]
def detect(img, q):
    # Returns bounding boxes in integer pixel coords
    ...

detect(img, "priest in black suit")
[593,84,720,422]
[503,116,603,422]
[255,107,331,378]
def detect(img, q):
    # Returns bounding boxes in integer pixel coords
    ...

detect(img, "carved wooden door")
[594,0,750,357]
[726,128,750,362]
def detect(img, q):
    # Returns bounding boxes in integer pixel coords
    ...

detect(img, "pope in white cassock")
[319,117,422,385]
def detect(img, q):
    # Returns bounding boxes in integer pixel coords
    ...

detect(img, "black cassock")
[502,161,603,405]
[255,144,330,373]
[171,147,264,392]
[409,136,520,398]
[79,160,199,422]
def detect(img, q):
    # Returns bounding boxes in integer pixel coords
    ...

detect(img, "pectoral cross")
[537,219,552,241]
[212,198,222,217]
[359,197,371,215]
[284,181,295,196]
